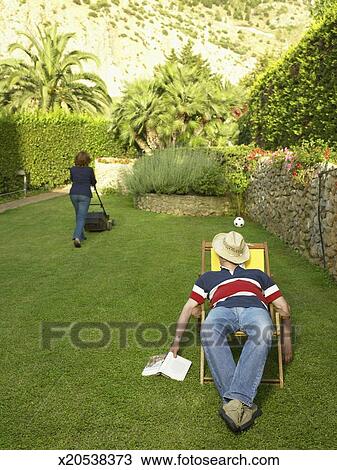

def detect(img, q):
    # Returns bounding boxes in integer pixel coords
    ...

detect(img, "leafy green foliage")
[214,145,255,194]
[111,42,243,152]
[0,25,111,115]
[240,5,337,148]
[212,144,256,212]
[309,0,336,18]
[239,51,278,90]
[124,147,226,196]
[124,145,258,201]
[251,142,337,186]
[0,112,135,194]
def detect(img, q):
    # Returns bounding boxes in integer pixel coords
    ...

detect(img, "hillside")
[0,0,312,96]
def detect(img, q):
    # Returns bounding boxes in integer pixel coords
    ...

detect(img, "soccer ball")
[234,216,245,228]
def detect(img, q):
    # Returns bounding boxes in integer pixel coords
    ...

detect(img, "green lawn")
[0,194,336,449]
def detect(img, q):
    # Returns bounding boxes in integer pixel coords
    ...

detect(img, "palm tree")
[155,62,236,146]
[111,79,161,154]
[0,25,111,114]
[111,44,246,150]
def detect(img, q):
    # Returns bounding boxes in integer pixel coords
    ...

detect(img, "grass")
[0,194,336,449]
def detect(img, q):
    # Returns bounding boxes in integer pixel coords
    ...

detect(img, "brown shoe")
[239,404,262,431]
[219,399,244,433]
[73,238,81,248]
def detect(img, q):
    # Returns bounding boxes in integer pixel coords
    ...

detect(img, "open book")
[142,352,192,381]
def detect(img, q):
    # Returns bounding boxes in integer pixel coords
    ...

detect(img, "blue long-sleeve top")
[69,166,97,198]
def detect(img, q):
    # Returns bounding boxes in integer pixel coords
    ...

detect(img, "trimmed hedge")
[239,5,337,148]
[0,112,136,193]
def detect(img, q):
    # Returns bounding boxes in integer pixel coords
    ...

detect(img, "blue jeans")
[200,306,274,407]
[70,194,91,241]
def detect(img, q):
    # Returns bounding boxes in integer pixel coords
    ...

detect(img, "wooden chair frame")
[199,241,284,388]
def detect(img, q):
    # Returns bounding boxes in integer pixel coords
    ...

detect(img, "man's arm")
[271,295,293,364]
[170,298,199,357]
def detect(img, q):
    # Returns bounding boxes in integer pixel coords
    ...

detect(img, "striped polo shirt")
[190,266,282,311]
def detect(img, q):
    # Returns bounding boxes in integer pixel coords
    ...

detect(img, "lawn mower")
[84,186,114,232]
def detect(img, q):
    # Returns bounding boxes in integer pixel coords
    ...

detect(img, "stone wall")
[95,158,135,194]
[245,161,337,280]
[136,193,233,216]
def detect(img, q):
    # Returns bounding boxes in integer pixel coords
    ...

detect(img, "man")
[170,231,292,432]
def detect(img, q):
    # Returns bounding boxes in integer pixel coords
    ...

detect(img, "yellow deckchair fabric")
[210,248,265,271]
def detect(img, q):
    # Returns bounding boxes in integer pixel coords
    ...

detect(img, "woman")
[69,151,97,248]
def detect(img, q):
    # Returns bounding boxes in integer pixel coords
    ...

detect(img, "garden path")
[0,186,70,214]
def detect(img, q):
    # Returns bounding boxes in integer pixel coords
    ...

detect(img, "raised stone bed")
[95,157,135,193]
[135,193,233,216]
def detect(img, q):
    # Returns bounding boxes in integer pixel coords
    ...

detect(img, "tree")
[0,24,111,114]
[111,43,244,152]
[112,79,160,154]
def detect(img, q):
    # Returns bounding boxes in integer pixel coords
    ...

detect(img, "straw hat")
[212,231,250,264]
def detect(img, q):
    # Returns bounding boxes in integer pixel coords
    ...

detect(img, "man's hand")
[282,337,293,363]
[170,343,180,358]
[282,318,293,364]
[272,297,293,363]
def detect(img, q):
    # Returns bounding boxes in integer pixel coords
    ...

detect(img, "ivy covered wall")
[239,6,337,148]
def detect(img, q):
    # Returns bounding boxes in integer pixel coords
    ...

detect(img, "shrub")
[212,144,256,212]
[124,147,226,196]
[0,112,136,193]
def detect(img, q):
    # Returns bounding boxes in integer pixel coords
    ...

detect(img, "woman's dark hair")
[75,151,91,167]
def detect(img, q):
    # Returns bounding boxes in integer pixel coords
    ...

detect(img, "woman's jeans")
[201,306,274,407]
[70,194,91,241]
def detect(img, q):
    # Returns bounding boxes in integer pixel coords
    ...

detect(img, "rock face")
[135,194,233,216]
[0,0,311,96]
[245,162,337,280]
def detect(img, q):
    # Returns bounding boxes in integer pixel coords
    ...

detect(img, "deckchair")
[199,241,284,388]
